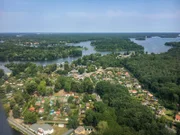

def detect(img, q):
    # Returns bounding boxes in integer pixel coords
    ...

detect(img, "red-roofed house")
[41,100,45,104]
[175,114,180,121]
[117,72,121,75]
[125,72,130,77]
[56,111,60,115]
[29,107,35,112]
[129,90,137,94]
[148,93,153,98]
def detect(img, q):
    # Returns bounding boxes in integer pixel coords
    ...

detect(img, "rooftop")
[30,124,53,131]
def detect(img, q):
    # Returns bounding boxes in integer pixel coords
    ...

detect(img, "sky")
[0,0,180,33]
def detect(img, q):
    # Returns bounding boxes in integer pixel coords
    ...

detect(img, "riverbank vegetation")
[0,43,82,61]
[165,42,180,47]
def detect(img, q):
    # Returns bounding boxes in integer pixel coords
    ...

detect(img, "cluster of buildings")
[81,67,166,118]
[74,126,94,135]
[26,89,100,134]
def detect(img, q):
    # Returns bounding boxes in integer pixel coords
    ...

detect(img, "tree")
[64,62,70,71]
[6,84,12,93]
[83,110,97,126]
[97,121,108,134]
[10,99,16,109]
[24,111,37,124]
[56,76,66,88]
[13,105,20,118]
[71,81,82,93]
[14,93,24,106]
[67,115,79,129]
[46,88,53,96]
[0,69,4,78]
[83,94,91,102]
[54,81,62,92]
[56,100,60,107]
[87,65,96,73]
[68,96,74,103]
[64,81,71,92]
[82,78,94,94]
[3,104,10,116]
[0,87,5,99]
[37,80,46,96]
[78,67,85,74]
[26,81,37,94]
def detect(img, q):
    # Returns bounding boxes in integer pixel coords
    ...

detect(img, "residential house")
[129,90,137,94]
[84,126,94,134]
[55,110,60,116]
[148,93,153,98]
[175,114,180,122]
[135,84,141,89]
[125,72,130,77]
[35,101,41,106]
[117,72,121,75]
[58,124,64,128]
[39,108,44,114]
[86,103,90,109]
[29,106,35,112]
[30,124,54,135]
[74,126,85,135]
[126,83,132,88]
[81,109,86,114]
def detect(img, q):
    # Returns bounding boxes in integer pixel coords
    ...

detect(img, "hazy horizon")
[0,0,180,33]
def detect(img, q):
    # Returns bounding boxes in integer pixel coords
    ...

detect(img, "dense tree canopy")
[165,42,180,47]
[24,111,37,124]
[86,81,172,135]
[91,39,144,51]
[121,48,180,109]
[0,43,82,61]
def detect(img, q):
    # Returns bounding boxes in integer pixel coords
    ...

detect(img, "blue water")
[130,37,180,54]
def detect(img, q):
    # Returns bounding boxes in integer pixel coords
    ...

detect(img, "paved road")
[7,118,36,135]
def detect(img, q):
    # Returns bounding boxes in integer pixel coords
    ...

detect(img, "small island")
[135,37,146,40]
[91,39,144,52]
[165,42,180,47]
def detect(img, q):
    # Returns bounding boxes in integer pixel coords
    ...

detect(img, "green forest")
[0,43,82,61]
[121,48,180,110]
[87,81,172,135]
[165,42,180,47]
[91,39,144,51]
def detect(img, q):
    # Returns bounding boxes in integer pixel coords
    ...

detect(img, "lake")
[0,41,111,73]
[1,37,180,73]
[130,37,180,54]
[33,41,111,65]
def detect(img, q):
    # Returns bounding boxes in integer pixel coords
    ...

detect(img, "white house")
[30,124,54,135]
